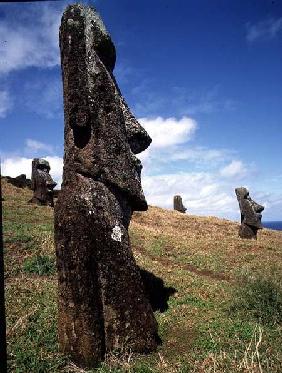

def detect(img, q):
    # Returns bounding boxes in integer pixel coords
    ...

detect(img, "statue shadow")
[139,268,177,312]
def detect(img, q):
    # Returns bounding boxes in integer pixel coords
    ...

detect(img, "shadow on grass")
[139,268,177,312]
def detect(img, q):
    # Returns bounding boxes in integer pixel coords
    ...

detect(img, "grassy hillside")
[2,179,282,372]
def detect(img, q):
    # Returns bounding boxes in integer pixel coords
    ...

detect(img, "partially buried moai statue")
[54,4,159,368]
[29,158,57,207]
[235,187,264,239]
[173,195,187,213]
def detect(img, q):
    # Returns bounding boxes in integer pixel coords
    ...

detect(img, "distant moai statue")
[235,187,264,239]
[173,195,187,213]
[6,174,31,189]
[29,158,57,207]
[55,4,158,368]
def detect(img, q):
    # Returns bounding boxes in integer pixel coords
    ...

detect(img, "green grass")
[23,255,56,276]
[4,222,35,246]
[230,268,282,326]
[148,238,166,257]
[170,294,213,309]
[6,281,66,373]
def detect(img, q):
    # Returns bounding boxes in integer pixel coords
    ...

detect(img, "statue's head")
[60,4,151,211]
[235,187,264,229]
[31,158,57,193]
[36,159,50,173]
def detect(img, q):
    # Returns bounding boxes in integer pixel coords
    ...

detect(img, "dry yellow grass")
[131,206,282,278]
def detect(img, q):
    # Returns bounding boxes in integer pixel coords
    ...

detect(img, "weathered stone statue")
[235,187,264,239]
[173,195,187,213]
[54,4,158,368]
[29,158,57,207]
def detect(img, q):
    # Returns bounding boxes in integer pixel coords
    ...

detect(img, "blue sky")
[0,0,281,220]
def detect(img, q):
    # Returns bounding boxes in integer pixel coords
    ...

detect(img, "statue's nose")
[122,103,152,154]
[256,204,264,213]
[127,123,152,155]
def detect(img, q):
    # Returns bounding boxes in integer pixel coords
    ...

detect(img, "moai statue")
[29,158,57,207]
[55,4,159,368]
[173,195,187,213]
[235,187,264,239]
[6,174,31,189]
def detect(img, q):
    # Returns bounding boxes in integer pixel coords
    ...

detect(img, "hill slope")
[2,179,282,372]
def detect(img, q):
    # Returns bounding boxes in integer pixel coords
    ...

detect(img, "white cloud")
[138,116,199,169]
[170,146,231,164]
[139,116,197,148]
[45,156,64,186]
[1,156,63,186]
[0,90,12,118]
[246,17,282,42]
[134,116,243,219]
[133,116,256,219]
[0,2,66,74]
[142,170,282,221]
[2,157,32,178]
[142,172,238,219]
[137,116,233,177]
[220,160,247,178]
[25,139,54,154]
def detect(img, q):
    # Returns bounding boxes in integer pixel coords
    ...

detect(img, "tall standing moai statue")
[235,187,264,239]
[29,158,57,207]
[54,4,159,368]
[173,195,187,213]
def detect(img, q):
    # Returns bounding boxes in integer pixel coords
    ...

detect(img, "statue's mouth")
[47,182,57,191]
[257,213,262,220]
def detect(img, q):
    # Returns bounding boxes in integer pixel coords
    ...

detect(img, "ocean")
[262,221,282,231]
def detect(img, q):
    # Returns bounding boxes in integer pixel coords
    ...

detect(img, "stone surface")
[173,195,187,213]
[53,189,61,199]
[55,4,158,368]
[29,158,57,207]
[235,187,264,239]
